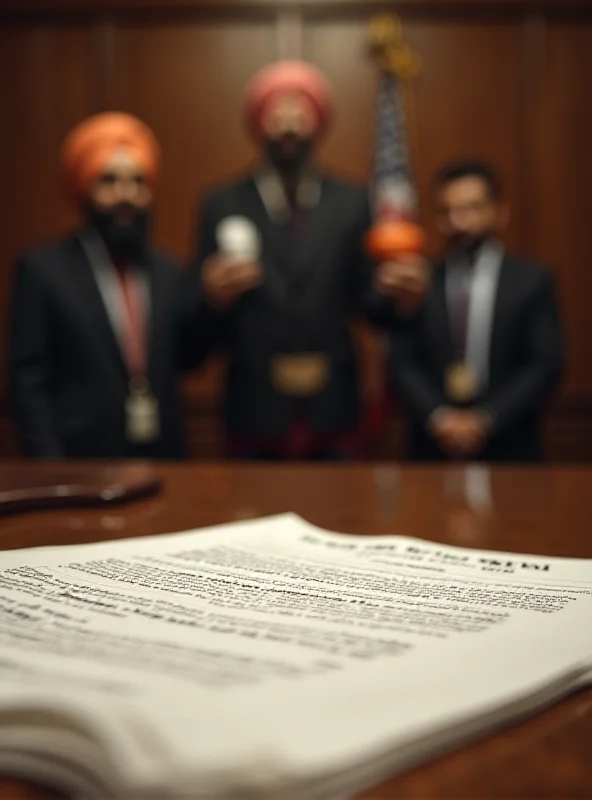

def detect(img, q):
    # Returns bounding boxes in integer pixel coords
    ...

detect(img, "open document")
[0,513,591,799]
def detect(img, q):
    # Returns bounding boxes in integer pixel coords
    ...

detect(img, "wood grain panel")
[528,23,592,400]
[0,26,96,259]
[0,25,96,389]
[109,19,277,256]
[305,18,523,251]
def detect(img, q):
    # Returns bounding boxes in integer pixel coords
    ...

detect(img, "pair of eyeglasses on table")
[0,460,591,799]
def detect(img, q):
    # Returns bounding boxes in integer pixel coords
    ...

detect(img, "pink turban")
[244,60,334,136]
[61,112,160,202]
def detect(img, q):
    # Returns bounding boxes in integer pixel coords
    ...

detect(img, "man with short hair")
[195,60,428,460]
[390,159,563,462]
[8,112,211,459]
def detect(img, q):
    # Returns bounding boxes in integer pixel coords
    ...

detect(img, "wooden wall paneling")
[92,17,119,111]
[545,402,592,463]
[528,23,592,404]
[514,14,547,254]
[0,24,98,454]
[304,16,524,249]
[276,6,304,59]
[408,19,524,252]
[303,19,376,185]
[0,25,97,264]
[108,16,278,256]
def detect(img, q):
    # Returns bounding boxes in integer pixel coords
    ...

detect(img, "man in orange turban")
[8,112,213,459]
[193,61,428,460]
[61,112,160,204]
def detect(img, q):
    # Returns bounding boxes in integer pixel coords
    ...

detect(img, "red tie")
[113,261,146,379]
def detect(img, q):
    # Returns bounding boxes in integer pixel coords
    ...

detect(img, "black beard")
[265,135,313,174]
[87,205,150,262]
[450,232,490,259]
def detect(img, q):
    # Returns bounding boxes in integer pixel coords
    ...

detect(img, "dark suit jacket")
[195,173,400,438]
[389,253,563,462]
[7,234,212,459]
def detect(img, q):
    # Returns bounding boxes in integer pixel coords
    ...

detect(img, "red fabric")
[228,395,390,460]
[244,61,333,137]
[229,416,360,460]
[114,262,147,378]
[360,391,391,445]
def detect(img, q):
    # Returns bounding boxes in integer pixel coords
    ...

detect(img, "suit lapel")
[250,172,334,303]
[488,255,513,380]
[431,264,455,367]
[246,178,289,305]
[67,235,128,378]
[144,253,164,384]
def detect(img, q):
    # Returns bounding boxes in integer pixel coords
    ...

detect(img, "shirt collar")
[473,237,505,269]
[254,164,322,224]
[446,237,505,270]
[78,226,145,271]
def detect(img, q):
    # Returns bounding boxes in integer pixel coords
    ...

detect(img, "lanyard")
[80,233,149,383]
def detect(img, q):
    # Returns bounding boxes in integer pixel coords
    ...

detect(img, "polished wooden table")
[1,461,592,799]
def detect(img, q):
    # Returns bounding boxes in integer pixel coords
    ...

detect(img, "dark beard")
[450,232,490,260]
[87,205,150,262]
[265,134,313,174]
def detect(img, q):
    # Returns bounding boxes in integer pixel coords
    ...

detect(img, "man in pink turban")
[194,60,428,460]
[8,112,213,459]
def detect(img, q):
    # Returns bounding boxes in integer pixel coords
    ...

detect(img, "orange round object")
[364,219,426,260]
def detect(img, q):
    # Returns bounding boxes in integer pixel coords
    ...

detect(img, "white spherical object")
[216,216,260,260]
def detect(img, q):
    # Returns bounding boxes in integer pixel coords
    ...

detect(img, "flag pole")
[358,17,423,452]
[368,14,422,219]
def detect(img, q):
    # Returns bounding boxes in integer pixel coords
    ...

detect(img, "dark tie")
[449,259,475,361]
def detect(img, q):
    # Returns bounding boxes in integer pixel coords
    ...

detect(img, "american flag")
[371,72,417,222]
[361,71,418,446]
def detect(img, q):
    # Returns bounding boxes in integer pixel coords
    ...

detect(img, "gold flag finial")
[368,14,420,79]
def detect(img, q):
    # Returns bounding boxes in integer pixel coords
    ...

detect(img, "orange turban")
[244,60,334,136]
[60,112,160,202]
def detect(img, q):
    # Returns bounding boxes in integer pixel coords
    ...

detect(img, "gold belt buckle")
[271,354,330,396]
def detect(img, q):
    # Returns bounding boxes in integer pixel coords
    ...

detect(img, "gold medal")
[445,362,479,403]
[126,379,160,443]
[271,354,330,397]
